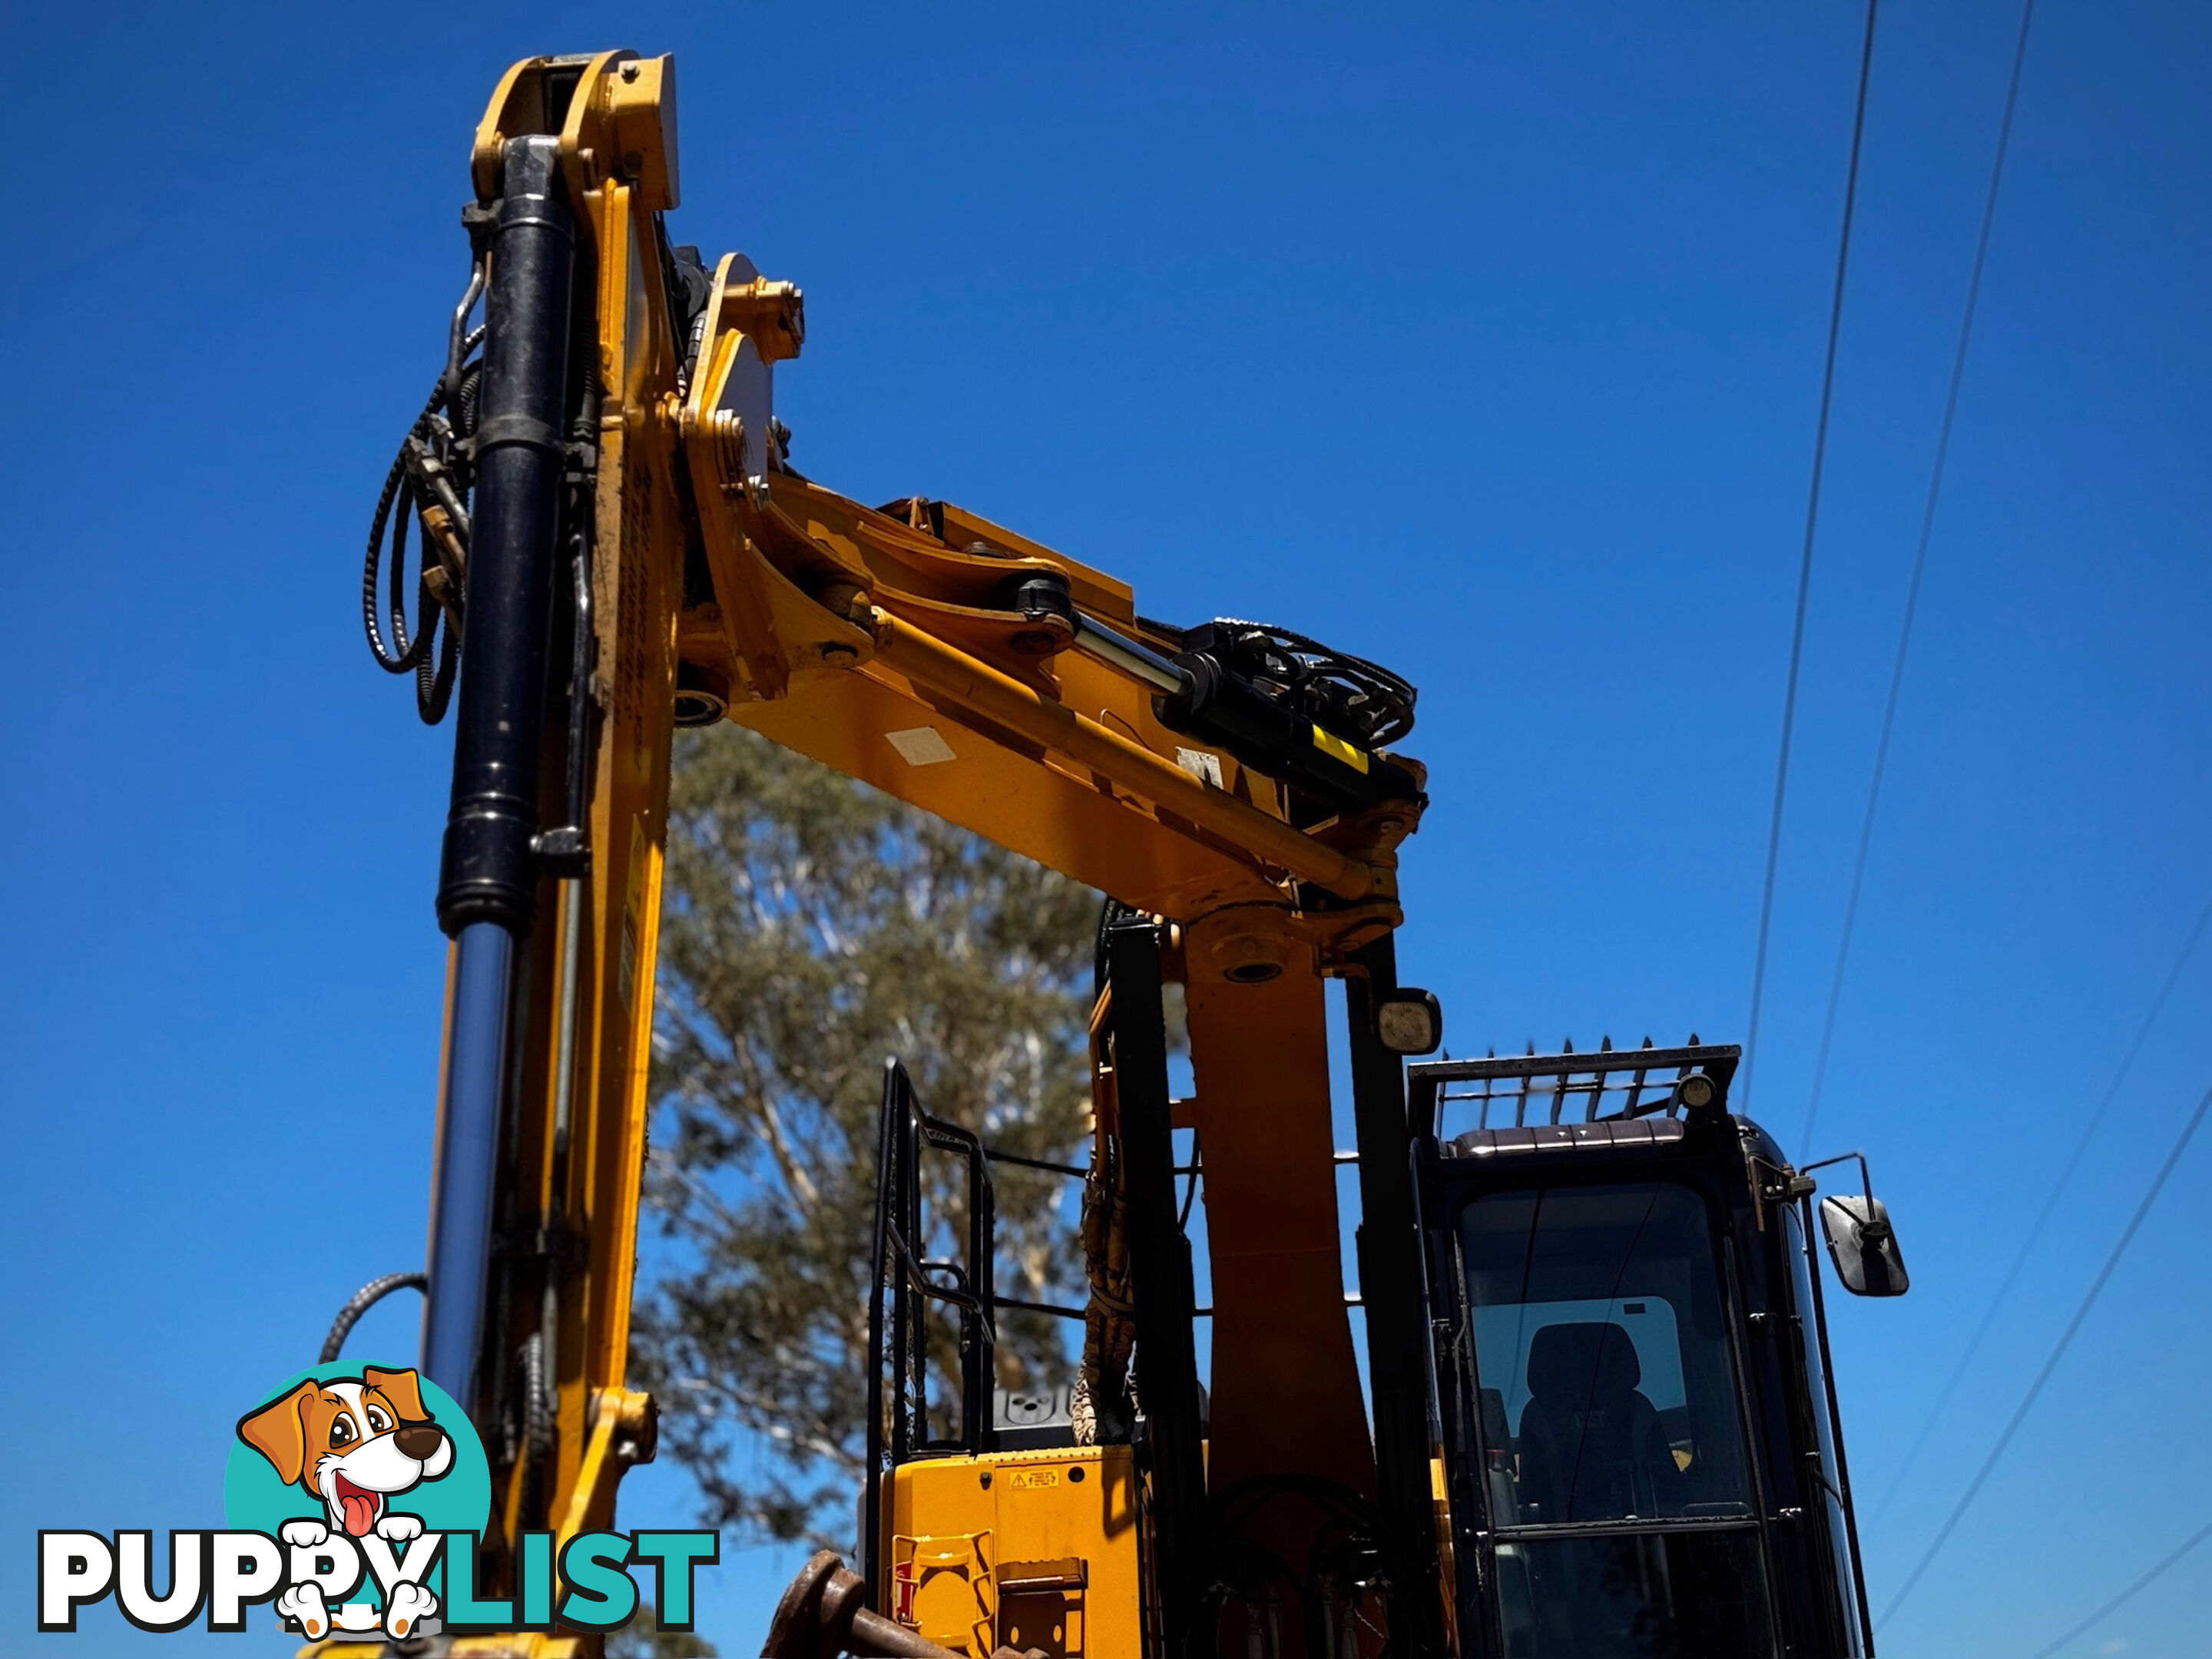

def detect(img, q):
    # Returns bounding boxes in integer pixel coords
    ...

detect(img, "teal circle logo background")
[224,1361,492,1540]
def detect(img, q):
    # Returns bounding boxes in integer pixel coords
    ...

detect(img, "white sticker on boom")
[886,727,958,767]
[1176,747,1224,787]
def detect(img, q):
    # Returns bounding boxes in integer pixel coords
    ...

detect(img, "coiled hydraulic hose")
[361,292,487,725]
[320,1271,429,1364]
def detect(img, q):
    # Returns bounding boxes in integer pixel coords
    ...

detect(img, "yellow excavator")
[331,50,1913,1659]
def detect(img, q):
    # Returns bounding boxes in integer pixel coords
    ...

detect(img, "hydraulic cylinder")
[421,133,576,1408]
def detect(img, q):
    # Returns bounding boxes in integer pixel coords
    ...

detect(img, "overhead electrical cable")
[1871,887,2212,1522]
[2028,1518,2212,1658]
[1800,0,2038,1157]
[1742,0,1881,1112]
[1876,1073,2212,1628]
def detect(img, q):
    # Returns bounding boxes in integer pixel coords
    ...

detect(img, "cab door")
[1435,1171,1783,1657]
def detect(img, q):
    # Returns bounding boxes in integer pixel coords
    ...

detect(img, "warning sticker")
[1174,747,1224,787]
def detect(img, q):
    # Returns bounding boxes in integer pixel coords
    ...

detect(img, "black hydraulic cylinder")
[435,134,575,939]
[1154,652,1422,817]
[1105,918,1208,1651]
[1346,934,1446,1656]
[422,134,576,1409]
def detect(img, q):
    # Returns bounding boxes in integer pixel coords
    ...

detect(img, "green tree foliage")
[631,725,1099,1545]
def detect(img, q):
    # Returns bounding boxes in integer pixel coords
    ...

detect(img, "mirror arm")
[1800,1148,1876,1207]
[1806,1150,1904,1266]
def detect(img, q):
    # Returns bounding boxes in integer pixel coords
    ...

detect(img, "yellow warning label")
[1008,1469,1061,1490]
[1311,725,1370,773]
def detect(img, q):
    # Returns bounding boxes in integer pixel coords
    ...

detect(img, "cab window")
[1459,1181,1753,1524]
[1455,1181,1777,1657]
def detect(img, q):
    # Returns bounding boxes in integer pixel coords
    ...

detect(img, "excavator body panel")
[881,1447,1144,1659]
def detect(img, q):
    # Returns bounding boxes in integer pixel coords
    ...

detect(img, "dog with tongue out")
[237,1366,455,1540]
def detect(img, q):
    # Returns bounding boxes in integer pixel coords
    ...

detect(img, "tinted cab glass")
[1455,1180,1777,1657]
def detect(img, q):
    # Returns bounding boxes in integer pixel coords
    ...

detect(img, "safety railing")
[866,1059,997,1474]
[859,1049,1213,1604]
[1408,1040,1741,1140]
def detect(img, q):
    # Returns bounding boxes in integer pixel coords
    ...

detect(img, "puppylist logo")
[38,1363,717,1641]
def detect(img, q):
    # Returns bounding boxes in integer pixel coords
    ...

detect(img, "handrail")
[862,1059,998,1605]
[859,1045,1208,1610]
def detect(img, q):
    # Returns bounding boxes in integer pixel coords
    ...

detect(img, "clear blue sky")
[5,2,2209,1655]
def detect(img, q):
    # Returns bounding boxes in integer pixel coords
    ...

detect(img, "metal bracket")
[530,825,591,879]
[495,1218,589,1273]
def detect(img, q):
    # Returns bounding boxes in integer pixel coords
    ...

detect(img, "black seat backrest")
[1516,1321,1674,1522]
[1529,1320,1641,1402]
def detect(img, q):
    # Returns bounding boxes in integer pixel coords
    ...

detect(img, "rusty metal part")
[1071,1091,1134,1446]
[763,1551,972,1659]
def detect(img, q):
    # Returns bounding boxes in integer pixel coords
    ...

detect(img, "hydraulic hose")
[320,1272,429,1364]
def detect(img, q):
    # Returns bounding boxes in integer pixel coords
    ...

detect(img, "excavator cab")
[1411,1046,1904,1659]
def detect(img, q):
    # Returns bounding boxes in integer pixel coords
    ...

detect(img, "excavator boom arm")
[353,50,1440,1659]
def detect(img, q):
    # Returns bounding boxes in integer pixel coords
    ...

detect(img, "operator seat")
[1515,1321,1681,1522]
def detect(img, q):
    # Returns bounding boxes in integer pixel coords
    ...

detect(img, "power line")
[1876,1073,2212,1628]
[2028,1518,2212,1658]
[1742,0,1882,1112]
[1870,888,2212,1522]
[1800,0,2038,1157]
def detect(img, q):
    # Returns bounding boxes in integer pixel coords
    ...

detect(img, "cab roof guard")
[1408,1041,1740,1140]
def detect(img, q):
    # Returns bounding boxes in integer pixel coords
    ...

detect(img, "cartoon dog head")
[237,1367,454,1538]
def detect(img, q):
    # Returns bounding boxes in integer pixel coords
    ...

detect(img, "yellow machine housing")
[883,1448,1144,1659]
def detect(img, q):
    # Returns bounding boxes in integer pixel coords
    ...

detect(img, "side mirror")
[1819,1193,1909,1297]
[1375,988,1443,1055]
